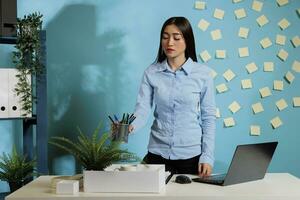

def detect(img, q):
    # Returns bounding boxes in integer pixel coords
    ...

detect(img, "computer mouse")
[175,175,192,184]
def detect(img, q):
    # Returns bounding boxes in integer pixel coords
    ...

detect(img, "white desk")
[6,173,300,200]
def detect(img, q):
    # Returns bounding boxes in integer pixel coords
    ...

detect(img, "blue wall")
[0,0,299,192]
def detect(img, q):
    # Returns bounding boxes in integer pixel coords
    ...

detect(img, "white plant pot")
[83,164,165,193]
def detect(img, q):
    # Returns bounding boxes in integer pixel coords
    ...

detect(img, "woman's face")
[161,24,186,60]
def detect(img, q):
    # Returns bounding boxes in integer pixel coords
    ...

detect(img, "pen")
[108,115,115,124]
[121,113,125,123]
[114,114,119,122]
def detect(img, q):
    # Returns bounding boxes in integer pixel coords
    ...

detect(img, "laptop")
[192,141,278,186]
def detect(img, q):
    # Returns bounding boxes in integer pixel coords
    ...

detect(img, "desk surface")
[6,173,300,200]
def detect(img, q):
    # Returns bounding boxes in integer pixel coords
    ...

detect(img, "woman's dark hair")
[155,16,197,63]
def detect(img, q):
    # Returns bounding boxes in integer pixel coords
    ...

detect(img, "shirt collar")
[158,57,193,75]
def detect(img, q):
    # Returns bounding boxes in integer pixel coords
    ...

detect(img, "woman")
[130,16,216,177]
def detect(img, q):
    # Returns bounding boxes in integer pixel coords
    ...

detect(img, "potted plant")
[0,146,36,192]
[12,12,44,117]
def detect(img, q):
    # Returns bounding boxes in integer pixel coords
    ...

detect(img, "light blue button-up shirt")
[132,57,216,166]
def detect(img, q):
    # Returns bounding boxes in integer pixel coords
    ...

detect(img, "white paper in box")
[83,164,165,193]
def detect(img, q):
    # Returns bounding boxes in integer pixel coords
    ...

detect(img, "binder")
[8,68,21,118]
[0,68,9,118]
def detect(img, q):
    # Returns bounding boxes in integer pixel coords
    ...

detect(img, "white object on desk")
[6,173,300,200]
[56,180,79,195]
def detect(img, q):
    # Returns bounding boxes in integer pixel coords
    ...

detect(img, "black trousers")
[143,152,200,174]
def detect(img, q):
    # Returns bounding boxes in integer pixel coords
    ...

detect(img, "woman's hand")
[198,163,212,177]
[128,125,134,133]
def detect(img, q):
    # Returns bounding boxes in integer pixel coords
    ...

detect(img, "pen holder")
[111,123,129,143]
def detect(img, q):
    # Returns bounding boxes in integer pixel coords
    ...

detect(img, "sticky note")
[195,1,206,10]
[211,29,222,40]
[278,18,290,30]
[216,108,221,118]
[216,50,226,59]
[273,80,284,91]
[210,69,218,79]
[293,97,300,107]
[256,15,269,27]
[241,79,252,89]
[263,62,274,72]
[252,102,264,114]
[224,117,235,127]
[200,50,211,62]
[297,8,300,17]
[245,62,258,74]
[238,27,249,38]
[198,19,210,31]
[260,37,272,49]
[285,71,295,83]
[276,98,288,111]
[214,8,225,20]
[259,87,272,98]
[223,69,236,82]
[277,49,288,61]
[229,101,241,113]
[252,0,263,12]
[270,116,283,129]
[277,0,289,7]
[239,47,249,57]
[233,0,243,3]
[291,36,300,48]
[250,125,260,136]
[292,60,300,73]
[216,83,228,93]
[276,34,286,45]
[235,8,247,19]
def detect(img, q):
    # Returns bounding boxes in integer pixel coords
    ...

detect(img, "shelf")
[0,36,17,44]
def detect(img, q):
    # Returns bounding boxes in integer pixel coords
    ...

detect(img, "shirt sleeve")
[131,70,154,132]
[199,74,217,167]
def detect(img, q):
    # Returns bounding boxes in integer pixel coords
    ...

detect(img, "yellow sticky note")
[252,0,263,12]
[291,36,300,48]
[277,0,289,7]
[239,47,249,57]
[200,50,211,62]
[252,102,264,114]
[235,8,247,19]
[293,97,300,107]
[273,80,284,91]
[270,116,283,129]
[245,62,258,74]
[250,125,260,136]
[216,83,228,93]
[195,1,206,10]
[216,108,221,118]
[259,87,272,98]
[256,15,269,27]
[260,37,272,49]
[224,117,235,127]
[210,69,218,79]
[278,18,290,30]
[223,69,236,82]
[214,8,225,20]
[292,60,300,73]
[216,50,226,59]
[263,62,274,72]
[277,49,288,61]
[276,98,288,111]
[198,19,210,31]
[285,71,295,83]
[241,79,252,89]
[233,0,243,3]
[228,101,241,113]
[211,29,222,40]
[238,27,249,39]
[276,34,286,45]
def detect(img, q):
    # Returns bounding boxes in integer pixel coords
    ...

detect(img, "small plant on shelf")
[0,146,36,192]
[12,12,44,116]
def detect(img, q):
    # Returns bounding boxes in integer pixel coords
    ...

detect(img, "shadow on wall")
[46,4,126,174]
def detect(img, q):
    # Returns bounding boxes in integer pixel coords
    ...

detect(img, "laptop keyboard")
[192,174,226,184]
